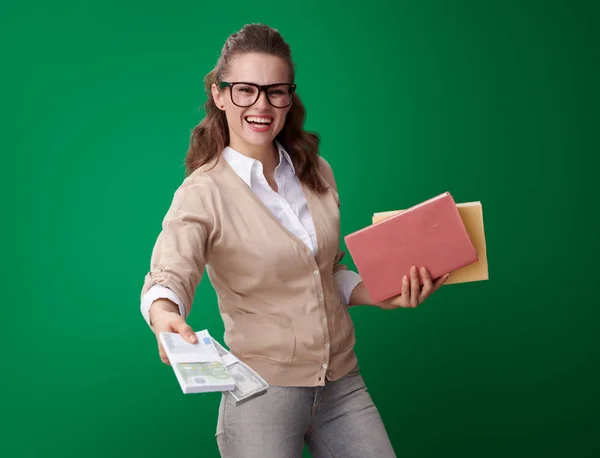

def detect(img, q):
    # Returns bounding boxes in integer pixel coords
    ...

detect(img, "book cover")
[372,201,489,286]
[344,192,479,304]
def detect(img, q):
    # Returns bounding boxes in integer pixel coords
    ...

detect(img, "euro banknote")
[159,330,235,394]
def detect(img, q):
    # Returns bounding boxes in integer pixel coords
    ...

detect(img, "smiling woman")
[140,23,444,458]
[211,53,293,152]
[184,25,325,194]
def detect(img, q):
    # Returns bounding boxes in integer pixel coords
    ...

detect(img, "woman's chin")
[242,130,279,147]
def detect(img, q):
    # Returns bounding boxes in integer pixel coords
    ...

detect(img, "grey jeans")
[215,365,396,457]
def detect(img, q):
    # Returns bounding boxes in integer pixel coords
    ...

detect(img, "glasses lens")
[266,85,294,107]
[230,84,294,107]
[231,84,259,107]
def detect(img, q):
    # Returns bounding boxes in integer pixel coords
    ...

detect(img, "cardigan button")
[313,269,319,275]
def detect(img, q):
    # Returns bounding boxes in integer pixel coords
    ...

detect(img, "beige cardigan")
[141,155,357,387]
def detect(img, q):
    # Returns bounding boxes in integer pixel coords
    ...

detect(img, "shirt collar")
[222,141,295,187]
[222,146,255,187]
[277,141,296,174]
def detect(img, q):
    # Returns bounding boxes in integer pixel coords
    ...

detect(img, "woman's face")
[212,52,293,154]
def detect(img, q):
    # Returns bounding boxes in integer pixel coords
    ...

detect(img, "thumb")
[175,321,197,344]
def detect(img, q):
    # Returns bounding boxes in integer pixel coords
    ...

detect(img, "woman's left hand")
[377,266,450,309]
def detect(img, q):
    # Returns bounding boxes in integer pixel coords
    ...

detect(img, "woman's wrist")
[348,282,376,307]
[149,298,180,325]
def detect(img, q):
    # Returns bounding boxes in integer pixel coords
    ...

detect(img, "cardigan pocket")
[237,313,296,364]
[335,306,356,353]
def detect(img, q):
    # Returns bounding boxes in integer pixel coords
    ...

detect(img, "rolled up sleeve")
[140,177,215,324]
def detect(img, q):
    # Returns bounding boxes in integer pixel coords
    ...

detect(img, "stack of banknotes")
[159,329,269,405]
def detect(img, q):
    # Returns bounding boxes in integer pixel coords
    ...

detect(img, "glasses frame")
[218,81,297,108]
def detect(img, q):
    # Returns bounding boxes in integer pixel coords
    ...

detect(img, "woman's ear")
[211,84,225,110]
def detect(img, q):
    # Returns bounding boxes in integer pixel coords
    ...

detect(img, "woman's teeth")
[245,116,272,125]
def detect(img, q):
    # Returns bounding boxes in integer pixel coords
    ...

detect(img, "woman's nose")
[255,89,270,108]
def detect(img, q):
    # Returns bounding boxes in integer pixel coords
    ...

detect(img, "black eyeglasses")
[219,81,296,108]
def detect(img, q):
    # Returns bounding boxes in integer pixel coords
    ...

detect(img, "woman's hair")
[184,23,327,193]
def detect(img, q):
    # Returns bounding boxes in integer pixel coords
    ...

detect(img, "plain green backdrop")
[1,0,598,457]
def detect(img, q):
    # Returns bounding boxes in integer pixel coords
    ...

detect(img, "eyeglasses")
[219,81,296,108]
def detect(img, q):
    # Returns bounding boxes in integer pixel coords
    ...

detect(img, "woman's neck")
[230,140,279,170]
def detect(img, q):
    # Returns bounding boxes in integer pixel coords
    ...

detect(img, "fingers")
[401,274,410,306]
[157,340,170,365]
[388,268,449,311]
[153,313,197,365]
[419,267,433,301]
[154,322,173,365]
[433,273,451,290]
[410,266,419,307]
[174,321,198,344]
[153,323,172,364]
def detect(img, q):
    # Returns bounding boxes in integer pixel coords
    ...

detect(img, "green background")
[2,0,598,457]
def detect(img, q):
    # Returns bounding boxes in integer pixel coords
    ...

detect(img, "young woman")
[140,23,449,458]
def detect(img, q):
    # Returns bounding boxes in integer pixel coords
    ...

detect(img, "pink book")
[344,192,478,304]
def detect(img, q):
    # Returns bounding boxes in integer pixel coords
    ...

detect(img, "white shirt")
[140,143,362,325]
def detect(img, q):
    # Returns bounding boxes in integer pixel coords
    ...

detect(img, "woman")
[140,23,449,458]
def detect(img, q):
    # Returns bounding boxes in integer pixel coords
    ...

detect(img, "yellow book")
[371,201,489,285]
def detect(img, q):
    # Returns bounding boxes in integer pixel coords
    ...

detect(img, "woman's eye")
[235,85,256,94]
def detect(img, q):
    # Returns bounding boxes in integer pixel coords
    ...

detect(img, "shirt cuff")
[140,284,186,328]
[333,269,363,306]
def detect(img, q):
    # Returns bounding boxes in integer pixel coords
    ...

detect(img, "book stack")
[344,192,488,304]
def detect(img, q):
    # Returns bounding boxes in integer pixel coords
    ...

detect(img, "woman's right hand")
[149,299,198,365]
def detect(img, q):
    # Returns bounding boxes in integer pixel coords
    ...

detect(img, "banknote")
[211,338,269,405]
[172,361,235,394]
[160,330,220,364]
[159,330,235,394]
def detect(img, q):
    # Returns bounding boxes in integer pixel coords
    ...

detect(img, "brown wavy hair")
[184,24,327,193]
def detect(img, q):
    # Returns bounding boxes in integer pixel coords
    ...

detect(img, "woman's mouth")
[245,115,273,132]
